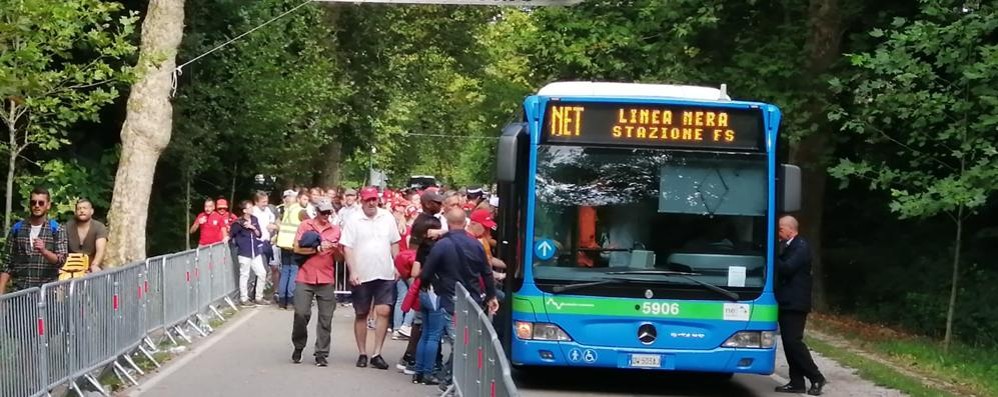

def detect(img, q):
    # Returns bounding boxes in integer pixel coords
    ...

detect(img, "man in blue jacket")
[775,215,826,396]
[419,208,498,386]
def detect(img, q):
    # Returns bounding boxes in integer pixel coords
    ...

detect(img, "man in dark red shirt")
[190,198,224,246]
[291,201,341,367]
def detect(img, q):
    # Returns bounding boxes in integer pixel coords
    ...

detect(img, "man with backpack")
[0,187,69,294]
[65,198,108,273]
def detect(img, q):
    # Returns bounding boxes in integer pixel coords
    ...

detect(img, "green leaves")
[831,0,998,220]
[0,0,136,146]
[15,149,118,220]
[0,0,136,227]
[171,0,350,186]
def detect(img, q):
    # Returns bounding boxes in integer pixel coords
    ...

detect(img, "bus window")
[531,145,768,293]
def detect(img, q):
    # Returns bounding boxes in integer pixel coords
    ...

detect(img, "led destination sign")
[542,101,764,150]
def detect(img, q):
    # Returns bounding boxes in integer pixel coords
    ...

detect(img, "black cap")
[421,190,444,203]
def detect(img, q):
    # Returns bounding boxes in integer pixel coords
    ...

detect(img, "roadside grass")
[810,313,998,397]
[805,336,957,397]
[868,338,998,396]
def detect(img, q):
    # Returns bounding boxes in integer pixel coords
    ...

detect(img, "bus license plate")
[630,354,661,368]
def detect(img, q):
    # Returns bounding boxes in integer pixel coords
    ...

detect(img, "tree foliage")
[831,3,998,218]
[5,0,998,349]
[829,0,998,349]
[0,0,136,228]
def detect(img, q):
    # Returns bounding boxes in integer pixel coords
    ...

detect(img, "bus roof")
[537,81,730,101]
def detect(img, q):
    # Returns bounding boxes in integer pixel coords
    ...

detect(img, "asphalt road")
[518,369,783,397]
[128,304,904,397]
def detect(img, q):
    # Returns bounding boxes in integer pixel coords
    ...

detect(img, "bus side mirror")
[498,123,526,183]
[780,164,802,212]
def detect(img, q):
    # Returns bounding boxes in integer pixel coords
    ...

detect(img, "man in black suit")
[775,215,826,395]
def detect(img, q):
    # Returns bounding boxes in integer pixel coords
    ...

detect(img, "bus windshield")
[532,145,769,292]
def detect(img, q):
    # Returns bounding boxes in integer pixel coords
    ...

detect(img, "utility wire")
[171,0,315,96]
[401,133,499,140]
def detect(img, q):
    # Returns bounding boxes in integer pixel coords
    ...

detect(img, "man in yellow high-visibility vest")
[275,189,308,309]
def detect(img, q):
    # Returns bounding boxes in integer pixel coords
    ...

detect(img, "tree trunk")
[943,207,964,352]
[318,140,342,188]
[104,0,186,266]
[5,148,16,231]
[184,171,191,250]
[229,162,237,204]
[4,99,19,231]
[789,0,842,311]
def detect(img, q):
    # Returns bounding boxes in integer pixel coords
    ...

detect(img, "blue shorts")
[352,279,395,316]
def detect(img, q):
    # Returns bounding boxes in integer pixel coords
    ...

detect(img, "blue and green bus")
[494,82,801,376]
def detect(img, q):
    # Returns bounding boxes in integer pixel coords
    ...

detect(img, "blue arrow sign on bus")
[534,239,556,261]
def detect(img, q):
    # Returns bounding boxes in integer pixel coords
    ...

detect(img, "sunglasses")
[30,200,47,207]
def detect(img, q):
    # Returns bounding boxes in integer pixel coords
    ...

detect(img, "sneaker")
[403,366,416,375]
[370,355,389,370]
[356,354,368,368]
[391,331,408,341]
[240,300,256,308]
[421,375,442,386]
[398,325,412,338]
[316,356,328,367]
[396,353,414,371]
[291,348,303,364]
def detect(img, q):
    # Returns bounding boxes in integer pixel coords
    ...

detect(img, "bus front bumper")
[511,339,776,374]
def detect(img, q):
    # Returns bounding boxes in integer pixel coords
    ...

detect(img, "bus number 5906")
[641,302,680,316]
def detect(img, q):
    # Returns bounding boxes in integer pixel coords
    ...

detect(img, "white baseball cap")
[282,189,298,198]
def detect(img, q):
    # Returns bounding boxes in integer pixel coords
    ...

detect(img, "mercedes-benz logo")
[638,323,657,345]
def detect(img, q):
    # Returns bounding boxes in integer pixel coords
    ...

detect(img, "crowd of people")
[191,183,504,387]
[0,182,507,389]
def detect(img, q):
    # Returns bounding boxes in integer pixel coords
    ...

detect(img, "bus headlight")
[722,331,776,348]
[515,321,572,341]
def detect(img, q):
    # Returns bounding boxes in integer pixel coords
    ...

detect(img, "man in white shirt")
[252,192,280,296]
[340,186,401,370]
[439,192,468,232]
[337,188,360,226]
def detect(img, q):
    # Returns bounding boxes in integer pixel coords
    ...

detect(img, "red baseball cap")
[215,198,229,209]
[469,209,497,230]
[360,186,379,201]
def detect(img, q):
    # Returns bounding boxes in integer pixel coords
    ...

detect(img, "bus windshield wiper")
[605,270,740,302]
[550,277,642,294]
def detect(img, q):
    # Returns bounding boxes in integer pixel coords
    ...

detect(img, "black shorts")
[352,279,395,316]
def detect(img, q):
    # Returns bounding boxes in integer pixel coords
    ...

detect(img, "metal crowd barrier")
[334,260,351,297]
[0,288,45,397]
[0,242,239,397]
[447,283,518,397]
